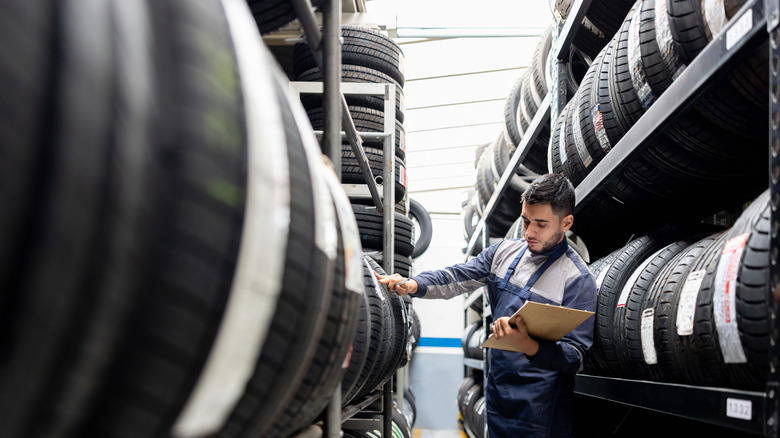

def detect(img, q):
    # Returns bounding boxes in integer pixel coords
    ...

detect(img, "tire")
[341,276,373,405]
[563,93,591,185]
[246,0,323,35]
[587,0,635,39]
[643,233,725,383]
[530,27,553,103]
[409,198,433,258]
[584,246,624,374]
[410,307,421,351]
[573,46,609,181]
[671,232,730,386]
[266,167,363,438]
[555,0,610,58]
[351,204,415,257]
[296,64,405,124]
[339,144,407,202]
[293,25,405,87]
[0,1,54,298]
[616,238,697,380]
[216,22,338,438]
[365,250,414,278]
[595,229,693,375]
[308,105,406,160]
[708,190,772,389]
[550,98,575,177]
[595,33,624,150]
[349,257,397,402]
[365,258,409,391]
[608,3,645,134]
[462,322,481,359]
[518,69,539,133]
[504,74,524,147]
[666,0,709,63]
[0,2,157,436]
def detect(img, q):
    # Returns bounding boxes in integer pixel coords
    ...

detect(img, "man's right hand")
[373,271,418,296]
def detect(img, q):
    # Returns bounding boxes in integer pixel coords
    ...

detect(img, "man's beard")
[528,229,564,254]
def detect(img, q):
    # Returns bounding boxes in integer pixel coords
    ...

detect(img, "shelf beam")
[575,0,767,209]
[575,375,770,435]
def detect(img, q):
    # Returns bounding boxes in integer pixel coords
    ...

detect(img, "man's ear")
[562,214,573,232]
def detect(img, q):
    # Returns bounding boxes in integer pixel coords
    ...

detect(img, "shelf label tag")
[726,398,752,420]
[726,9,753,51]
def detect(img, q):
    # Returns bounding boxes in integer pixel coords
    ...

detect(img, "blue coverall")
[411,238,597,437]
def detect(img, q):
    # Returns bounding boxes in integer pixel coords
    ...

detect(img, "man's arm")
[375,241,503,300]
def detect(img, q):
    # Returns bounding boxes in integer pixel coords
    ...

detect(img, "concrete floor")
[413,429,466,438]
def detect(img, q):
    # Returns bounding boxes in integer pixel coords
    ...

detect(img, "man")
[376,173,597,438]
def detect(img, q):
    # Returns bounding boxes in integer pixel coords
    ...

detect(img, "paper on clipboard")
[481,301,594,352]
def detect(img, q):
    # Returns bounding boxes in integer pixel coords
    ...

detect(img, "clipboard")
[481,301,594,352]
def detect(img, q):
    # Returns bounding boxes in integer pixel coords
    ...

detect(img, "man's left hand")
[492,316,540,356]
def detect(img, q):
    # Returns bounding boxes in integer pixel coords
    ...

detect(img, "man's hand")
[492,316,540,356]
[373,271,418,296]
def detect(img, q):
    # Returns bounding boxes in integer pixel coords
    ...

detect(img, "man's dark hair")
[521,173,575,218]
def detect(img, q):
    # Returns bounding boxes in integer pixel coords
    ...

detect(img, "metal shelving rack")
[461,0,780,435]
[286,0,400,436]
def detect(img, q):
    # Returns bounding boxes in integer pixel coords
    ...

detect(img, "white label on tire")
[676,269,706,336]
[704,0,728,37]
[714,233,749,363]
[559,115,568,165]
[571,103,592,168]
[174,0,290,435]
[726,9,753,51]
[627,4,656,109]
[726,398,753,420]
[368,258,387,301]
[641,308,658,365]
[591,103,612,153]
[654,0,686,79]
[547,136,554,173]
[322,165,364,295]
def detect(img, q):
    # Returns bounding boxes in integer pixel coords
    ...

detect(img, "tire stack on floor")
[550,0,768,258]
[457,375,487,438]
[583,189,772,391]
[462,322,486,362]
[0,1,369,437]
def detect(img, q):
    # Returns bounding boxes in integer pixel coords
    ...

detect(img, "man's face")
[521,201,573,254]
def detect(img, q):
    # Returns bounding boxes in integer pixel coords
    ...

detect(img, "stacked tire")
[457,375,487,438]
[246,0,323,34]
[294,25,408,211]
[462,322,486,361]
[0,1,365,438]
[293,25,435,274]
[585,190,772,390]
[554,0,635,58]
[553,0,768,258]
[341,257,411,406]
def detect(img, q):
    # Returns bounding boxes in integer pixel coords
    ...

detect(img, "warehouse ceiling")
[263,0,554,215]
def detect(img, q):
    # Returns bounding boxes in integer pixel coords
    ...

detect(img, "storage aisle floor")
[413,429,466,438]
